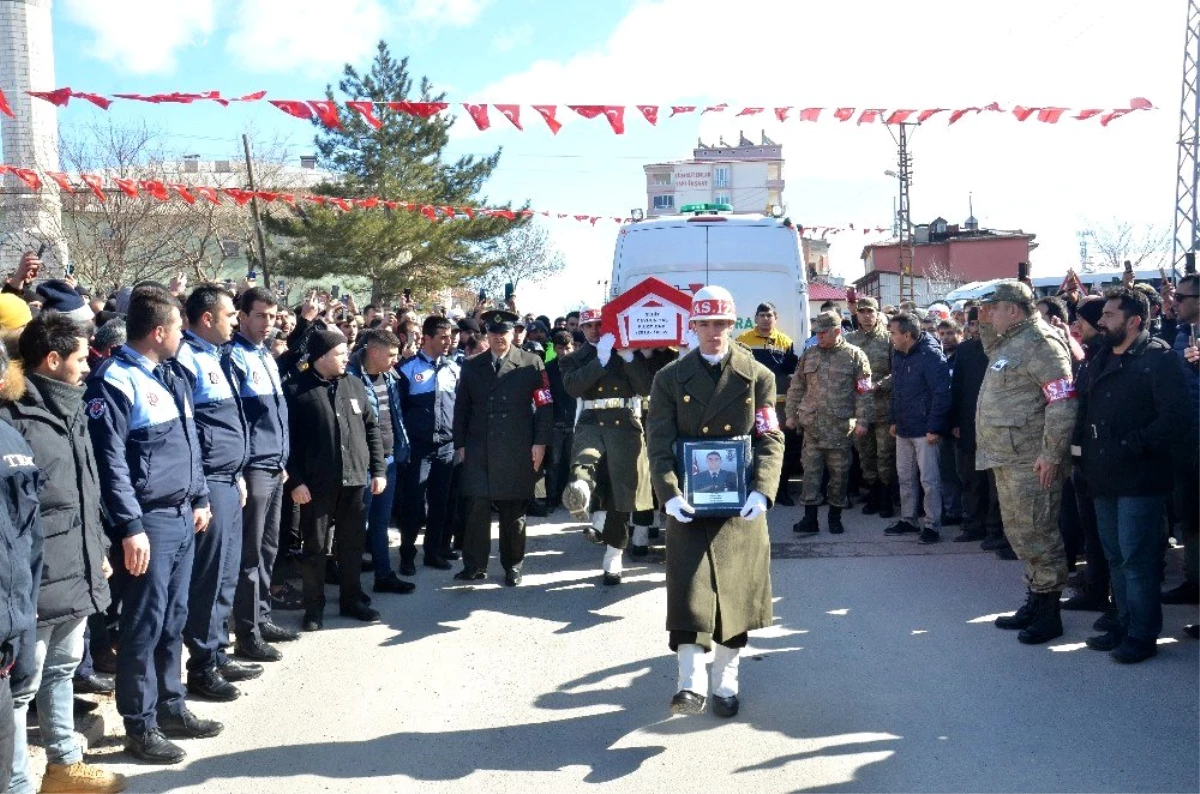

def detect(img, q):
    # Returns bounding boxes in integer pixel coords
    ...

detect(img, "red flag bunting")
[857,109,884,125]
[194,186,221,204]
[636,105,659,125]
[224,188,255,205]
[532,105,562,134]
[171,184,196,204]
[238,91,267,102]
[347,101,382,129]
[736,107,764,117]
[1100,109,1134,126]
[269,100,314,120]
[799,107,822,122]
[79,173,105,201]
[11,168,41,190]
[462,103,491,131]
[140,180,168,200]
[495,104,523,130]
[44,171,75,192]
[670,106,696,116]
[885,109,915,124]
[113,178,138,198]
[1130,97,1154,110]
[983,102,1003,112]
[1012,105,1037,121]
[356,196,379,209]
[27,88,73,106]
[421,205,437,221]
[774,107,792,121]
[834,107,855,121]
[702,103,728,113]
[948,107,979,124]
[459,206,475,219]
[1037,107,1067,123]
[332,198,352,212]
[0,89,12,118]
[388,101,448,118]
[917,108,946,122]
[308,100,341,129]
[256,191,279,203]
[1074,108,1103,120]
[440,205,456,218]
[75,92,112,110]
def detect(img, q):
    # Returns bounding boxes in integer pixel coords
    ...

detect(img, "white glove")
[739,491,768,521]
[679,329,699,351]
[665,495,695,523]
[618,348,635,362]
[596,332,616,366]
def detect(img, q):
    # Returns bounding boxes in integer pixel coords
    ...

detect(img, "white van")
[610,206,810,343]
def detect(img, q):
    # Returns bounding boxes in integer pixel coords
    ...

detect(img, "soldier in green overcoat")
[646,286,784,719]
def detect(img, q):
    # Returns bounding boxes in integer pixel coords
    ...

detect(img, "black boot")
[792,505,819,535]
[861,483,881,515]
[827,507,844,534]
[877,484,895,519]
[1018,592,1064,645]
[995,591,1036,630]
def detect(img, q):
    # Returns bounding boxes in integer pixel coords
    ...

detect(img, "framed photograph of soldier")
[677,437,752,516]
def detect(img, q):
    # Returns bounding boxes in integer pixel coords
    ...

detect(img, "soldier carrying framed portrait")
[676,436,751,517]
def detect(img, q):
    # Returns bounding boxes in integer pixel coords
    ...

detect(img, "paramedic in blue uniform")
[230,287,297,663]
[85,285,221,764]
[176,285,260,703]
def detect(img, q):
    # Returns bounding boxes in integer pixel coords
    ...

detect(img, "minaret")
[0,0,66,273]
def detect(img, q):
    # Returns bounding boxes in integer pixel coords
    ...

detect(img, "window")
[714,166,730,188]
[767,189,781,207]
[767,163,781,181]
[651,171,672,186]
[713,192,731,205]
[215,160,232,173]
[652,195,675,210]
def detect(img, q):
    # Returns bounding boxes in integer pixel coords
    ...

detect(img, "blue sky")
[38,0,1188,313]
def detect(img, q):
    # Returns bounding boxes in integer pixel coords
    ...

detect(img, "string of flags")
[0,162,885,238]
[0,88,1156,134]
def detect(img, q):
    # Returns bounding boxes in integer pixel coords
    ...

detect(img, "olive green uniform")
[845,321,895,487]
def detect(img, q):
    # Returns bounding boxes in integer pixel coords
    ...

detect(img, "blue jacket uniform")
[176,331,249,482]
[85,345,209,538]
[396,351,459,447]
[230,332,289,472]
[347,349,411,464]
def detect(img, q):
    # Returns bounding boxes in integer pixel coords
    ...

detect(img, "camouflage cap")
[979,279,1034,305]
[814,310,841,331]
[855,296,879,311]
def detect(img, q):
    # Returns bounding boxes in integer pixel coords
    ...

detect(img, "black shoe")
[270,581,305,611]
[1017,592,1063,645]
[423,555,453,570]
[884,520,919,536]
[1093,609,1121,633]
[775,490,795,507]
[861,482,881,515]
[359,592,373,607]
[398,559,417,577]
[877,496,895,519]
[1161,582,1200,604]
[1086,630,1125,651]
[711,694,740,718]
[361,558,375,572]
[158,708,223,739]
[669,690,706,715]
[260,622,300,643]
[234,636,282,662]
[441,549,461,561]
[1061,591,1109,612]
[302,609,323,632]
[602,572,622,586]
[217,659,263,682]
[1185,624,1199,639]
[1111,635,1158,664]
[793,505,819,535]
[980,536,1008,551]
[527,500,552,517]
[827,507,845,535]
[629,544,649,558]
[505,568,523,587]
[72,697,99,716]
[125,728,186,764]
[73,672,115,695]
[186,668,240,702]
[339,602,380,622]
[996,591,1037,630]
[92,647,119,675]
[374,574,417,593]
[454,568,487,581]
[952,528,987,543]
[942,515,963,527]
[919,528,941,544]
[995,546,1018,560]
[648,526,661,540]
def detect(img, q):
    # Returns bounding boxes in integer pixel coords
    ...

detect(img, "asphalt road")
[82,500,1199,793]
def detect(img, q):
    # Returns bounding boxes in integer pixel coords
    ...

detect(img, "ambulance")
[609,203,810,343]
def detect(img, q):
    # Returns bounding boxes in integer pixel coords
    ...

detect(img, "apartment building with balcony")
[643,131,784,216]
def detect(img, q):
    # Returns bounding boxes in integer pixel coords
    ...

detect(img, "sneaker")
[39,761,127,793]
[919,527,941,544]
[884,520,919,536]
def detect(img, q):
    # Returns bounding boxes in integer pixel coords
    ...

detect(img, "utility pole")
[1173,0,1200,278]
[895,122,916,304]
[242,134,271,286]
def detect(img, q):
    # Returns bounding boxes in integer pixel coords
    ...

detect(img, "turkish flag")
[948,107,979,124]
[45,171,75,193]
[269,100,314,120]
[736,107,764,117]
[256,191,280,203]
[224,188,255,206]
[75,92,112,110]
[798,108,822,122]
[670,106,696,116]
[857,109,884,125]
[388,101,448,118]
[1037,107,1067,123]
[332,198,352,212]
[1100,109,1134,126]
[495,104,523,130]
[459,206,475,219]
[238,91,268,102]
[356,196,379,209]
[0,89,13,118]
[347,101,383,129]
[194,186,221,204]
[79,174,106,201]
[636,105,659,125]
[1130,97,1154,110]
[885,109,915,125]
[421,205,437,221]
[917,108,946,123]
[11,168,41,190]
[1074,109,1103,120]
[171,184,197,204]
[113,178,138,198]
[140,180,169,201]
[702,103,728,113]
[1012,106,1037,121]
[774,107,792,121]
[463,103,491,131]
[308,100,341,129]
[532,105,562,134]
[834,107,855,121]
[27,87,73,106]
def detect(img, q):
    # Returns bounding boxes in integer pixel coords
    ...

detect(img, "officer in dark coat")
[647,286,784,719]
[452,309,554,586]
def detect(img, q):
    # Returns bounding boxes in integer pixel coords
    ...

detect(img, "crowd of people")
[0,248,1194,789]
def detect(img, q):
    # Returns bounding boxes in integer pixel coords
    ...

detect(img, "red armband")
[754,405,780,435]
[855,376,874,394]
[532,371,554,407]
[1041,377,1076,403]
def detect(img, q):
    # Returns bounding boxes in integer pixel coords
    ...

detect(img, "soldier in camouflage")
[845,296,896,517]
[785,311,874,535]
[976,281,1078,645]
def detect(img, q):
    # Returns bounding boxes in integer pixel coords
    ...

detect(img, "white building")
[644,131,784,217]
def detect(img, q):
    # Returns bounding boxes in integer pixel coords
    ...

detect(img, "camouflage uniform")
[845,305,895,487]
[976,301,1077,594]
[785,325,874,509]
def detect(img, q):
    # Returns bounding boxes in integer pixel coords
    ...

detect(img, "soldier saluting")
[646,286,784,719]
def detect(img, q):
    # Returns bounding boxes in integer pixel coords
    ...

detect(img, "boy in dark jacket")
[2,313,125,793]
[284,330,386,632]
[886,314,951,544]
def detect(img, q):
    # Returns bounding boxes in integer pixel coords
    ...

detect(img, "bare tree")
[470,221,565,299]
[1083,218,1171,272]
[923,261,967,302]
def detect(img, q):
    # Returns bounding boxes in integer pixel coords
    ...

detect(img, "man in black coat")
[452,310,554,586]
[1075,287,1190,663]
[1,313,126,793]
[284,330,386,632]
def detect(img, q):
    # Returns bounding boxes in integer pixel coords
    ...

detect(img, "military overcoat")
[646,343,785,643]
[453,347,554,500]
